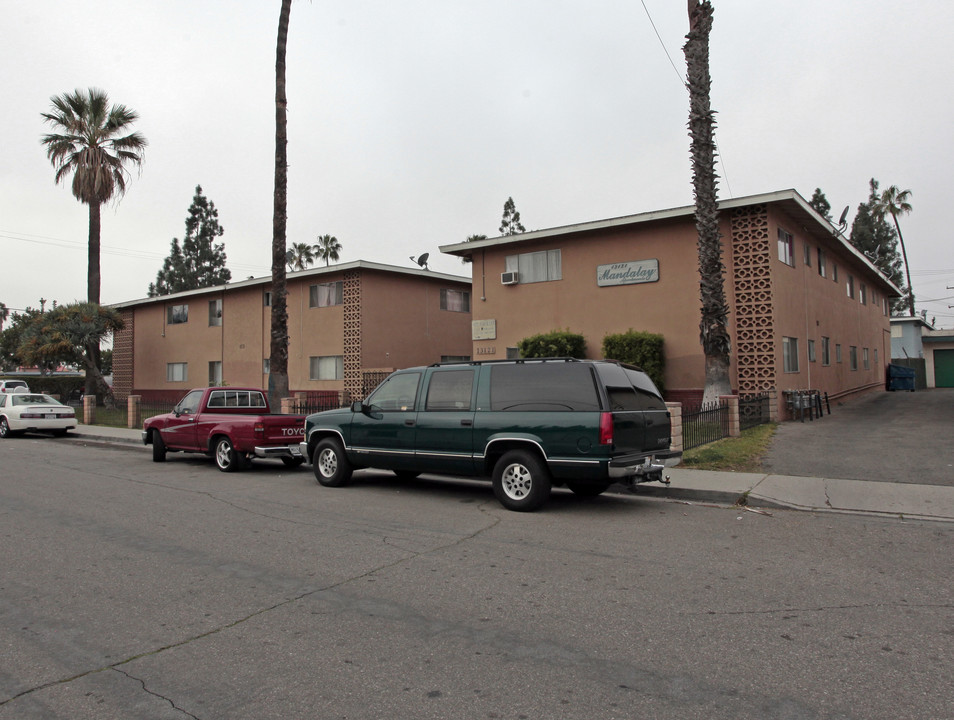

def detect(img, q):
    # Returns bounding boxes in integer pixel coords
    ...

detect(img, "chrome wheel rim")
[216,440,232,468]
[501,462,532,500]
[317,448,338,478]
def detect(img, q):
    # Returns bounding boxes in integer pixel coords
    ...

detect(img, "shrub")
[601,330,665,392]
[518,330,586,359]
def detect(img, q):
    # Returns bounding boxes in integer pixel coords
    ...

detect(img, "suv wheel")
[313,438,353,487]
[492,449,551,512]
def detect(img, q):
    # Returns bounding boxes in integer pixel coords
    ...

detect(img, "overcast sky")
[2,1,952,326]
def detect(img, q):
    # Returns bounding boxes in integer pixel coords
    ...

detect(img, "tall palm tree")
[286,241,316,271]
[269,0,293,409]
[41,88,147,306]
[315,234,341,266]
[874,186,915,316]
[684,0,731,403]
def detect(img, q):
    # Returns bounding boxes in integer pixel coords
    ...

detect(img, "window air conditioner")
[501,272,519,285]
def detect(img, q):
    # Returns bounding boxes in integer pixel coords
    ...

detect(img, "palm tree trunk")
[685,0,731,404]
[891,212,916,317]
[268,0,292,408]
[86,201,102,398]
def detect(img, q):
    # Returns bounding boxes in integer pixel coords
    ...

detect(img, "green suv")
[300,358,675,511]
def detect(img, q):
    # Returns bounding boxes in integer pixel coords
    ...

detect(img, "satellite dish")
[409,253,430,270]
[837,205,849,231]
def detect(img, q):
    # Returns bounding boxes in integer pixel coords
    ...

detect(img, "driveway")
[762,388,954,486]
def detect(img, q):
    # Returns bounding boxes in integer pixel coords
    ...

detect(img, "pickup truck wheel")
[492,449,551,512]
[214,436,246,473]
[313,438,352,487]
[152,431,167,462]
[281,456,305,468]
[567,481,611,497]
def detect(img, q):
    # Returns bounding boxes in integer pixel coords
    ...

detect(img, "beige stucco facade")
[441,190,899,409]
[111,261,473,401]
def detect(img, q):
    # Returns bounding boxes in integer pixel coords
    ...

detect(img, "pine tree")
[149,185,231,296]
[808,188,832,221]
[499,197,526,235]
[849,179,906,313]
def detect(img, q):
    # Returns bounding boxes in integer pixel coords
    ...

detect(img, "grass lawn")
[680,422,777,473]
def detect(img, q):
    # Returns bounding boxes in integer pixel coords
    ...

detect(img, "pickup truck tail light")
[253,422,265,439]
[599,412,614,445]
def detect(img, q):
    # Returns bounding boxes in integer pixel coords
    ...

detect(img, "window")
[777,229,794,267]
[817,249,827,278]
[440,289,471,313]
[808,339,816,363]
[863,348,870,370]
[366,372,421,411]
[207,390,267,408]
[860,284,867,305]
[441,355,472,363]
[874,348,879,365]
[846,275,855,299]
[309,281,343,308]
[506,347,520,359]
[167,304,188,325]
[425,370,475,411]
[849,346,858,371]
[804,243,812,267]
[782,337,799,373]
[490,363,601,411]
[209,299,222,326]
[263,358,270,374]
[832,263,839,282]
[505,249,562,283]
[309,355,343,380]
[263,291,272,307]
[821,337,831,366]
[836,344,842,363]
[209,361,223,386]
[167,362,188,382]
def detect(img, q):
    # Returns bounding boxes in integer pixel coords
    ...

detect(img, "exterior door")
[934,349,954,388]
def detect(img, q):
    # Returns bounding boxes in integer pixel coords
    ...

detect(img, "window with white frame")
[849,346,858,370]
[832,263,839,282]
[167,304,189,325]
[777,229,794,267]
[846,275,855,299]
[860,283,867,305]
[817,249,827,278]
[167,362,188,382]
[263,358,270,374]
[504,249,562,283]
[782,337,799,373]
[803,243,812,267]
[209,299,222,326]
[310,355,343,380]
[440,289,470,312]
[263,291,272,307]
[821,336,831,366]
[863,347,870,370]
[836,344,842,363]
[309,281,343,308]
[209,360,223,386]
[808,339,816,363]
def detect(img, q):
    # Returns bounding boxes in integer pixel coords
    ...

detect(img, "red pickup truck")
[142,387,305,472]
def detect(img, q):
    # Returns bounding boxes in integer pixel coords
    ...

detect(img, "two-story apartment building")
[111,261,473,401]
[440,190,900,413]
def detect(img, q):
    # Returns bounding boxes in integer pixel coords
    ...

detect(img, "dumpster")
[886,363,916,391]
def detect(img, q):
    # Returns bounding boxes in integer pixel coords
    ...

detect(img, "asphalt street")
[762,388,954,486]
[0,438,951,720]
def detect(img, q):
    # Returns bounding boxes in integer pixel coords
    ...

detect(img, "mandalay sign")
[596,259,659,287]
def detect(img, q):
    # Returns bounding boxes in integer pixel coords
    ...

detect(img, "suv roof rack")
[430,357,584,367]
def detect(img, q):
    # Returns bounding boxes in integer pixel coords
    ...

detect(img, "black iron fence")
[681,400,729,451]
[294,391,351,415]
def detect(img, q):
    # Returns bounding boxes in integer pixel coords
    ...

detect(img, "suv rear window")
[595,363,666,411]
[489,363,601,411]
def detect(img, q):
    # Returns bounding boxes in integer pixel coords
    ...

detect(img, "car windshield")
[12,394,58,406]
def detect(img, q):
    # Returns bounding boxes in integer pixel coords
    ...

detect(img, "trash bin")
[886,364,916,392]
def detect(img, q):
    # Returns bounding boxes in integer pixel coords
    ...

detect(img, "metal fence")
[681,400,729,451]
[294,391,350,415]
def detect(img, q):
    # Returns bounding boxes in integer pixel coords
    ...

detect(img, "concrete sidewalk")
[66,424,954,523]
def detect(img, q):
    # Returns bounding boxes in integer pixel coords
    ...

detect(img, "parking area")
[763,388,954,486]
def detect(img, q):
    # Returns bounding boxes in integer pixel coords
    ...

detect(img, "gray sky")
[2,1,952,325]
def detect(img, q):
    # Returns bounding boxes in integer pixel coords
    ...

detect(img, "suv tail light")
[599,412,614,445]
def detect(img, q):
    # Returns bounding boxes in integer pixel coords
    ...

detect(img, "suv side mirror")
[351,401,365,414]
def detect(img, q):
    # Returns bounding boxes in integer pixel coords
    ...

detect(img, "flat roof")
[440,189,902,296]
[110,260,471,309]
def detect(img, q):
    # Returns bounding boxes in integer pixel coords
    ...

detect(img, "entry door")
[934,349,954,388]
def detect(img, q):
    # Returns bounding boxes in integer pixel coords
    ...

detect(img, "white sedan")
[0,393,77,438]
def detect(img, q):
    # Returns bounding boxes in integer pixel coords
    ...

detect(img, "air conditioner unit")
[501,272,519,285]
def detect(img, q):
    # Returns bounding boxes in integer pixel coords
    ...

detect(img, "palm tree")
[874,186,915,316]
[286,241,316,271]
[41,88,147,306]
[315,234,341,266]
[684,1,731,404]
[268,0,293,409]
[0,302,8,332]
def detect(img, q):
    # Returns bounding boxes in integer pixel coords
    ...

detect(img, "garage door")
[935,349,954,387]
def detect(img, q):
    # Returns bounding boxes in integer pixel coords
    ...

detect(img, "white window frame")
[440,288,470,312]
[167,362,188,382]
[309,355,344,380]
[849,346,858,371]
[777,229,794,267]
[209,360,223,386]
[807,339,816,363]
[821,336,831,366]
[309,281,343,308]
[209,299,223,327]
[505,249,562,284]
[167,304,189,325]
[817,249,827,278]
[847,275,855,299]
[782,337,799,373]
